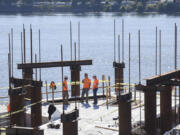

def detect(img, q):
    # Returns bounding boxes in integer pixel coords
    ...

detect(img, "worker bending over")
[81,73,91,103]
[50,81,56,90]
[92,75,99,104]
[63,76,69,105]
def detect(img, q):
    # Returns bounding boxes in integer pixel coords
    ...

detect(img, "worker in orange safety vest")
[63,76,69,105]
[92,75,99,104]
[7,103,10,113]
[81,73,91,104]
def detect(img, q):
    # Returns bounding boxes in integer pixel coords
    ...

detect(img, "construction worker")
[7,103,10,112]
[92,75,99,104]
[63,76,69,105]
[50,81,56,90]
[81,73,91,103]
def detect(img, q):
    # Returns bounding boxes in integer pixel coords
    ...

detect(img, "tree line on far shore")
[0,0,180,13]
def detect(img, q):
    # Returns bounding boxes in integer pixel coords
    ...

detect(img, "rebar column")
[144,88,156,135]
[70,65,81,96]
[113,62,125,95]
[23,68,33,99]
[160,86,172,134]
[63,121,78,135]
[61,109,79,135]
[31,85,42,127]
[9,81,25,126]
[118,93,131,135]
[179,86,180,123]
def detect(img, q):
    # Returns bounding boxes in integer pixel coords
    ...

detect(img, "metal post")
[155,27,158,75]
[102,75,105,97]
[78,22,80,60]
[108,76,111,98]
[23,25,26,63]
[114,19,116,62]
[174,23,177,124]
[70,21,72,60]
[128,33,131,93]
[122,19,124,63]
[159,30,161,75]
[30,25,33,63]
[138,30,142,131]
[39,29,41,81]
[35,54,37,80]
[21,32,23,64]
[46,81,48,102]
[11,28,13,77]
[61,45,64,114]
[118,35,120,63]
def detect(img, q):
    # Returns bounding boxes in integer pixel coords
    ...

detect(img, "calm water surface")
[0,13,180,101]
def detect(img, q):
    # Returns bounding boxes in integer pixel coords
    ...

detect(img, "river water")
[0,12,180,101]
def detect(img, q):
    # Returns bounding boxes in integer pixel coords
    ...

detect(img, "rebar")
[129,33,131,93]
[114,19,116,62]
[39,29,41,81]
[122,19,124,63]
[118,35,120,63]
[11,28,13,77]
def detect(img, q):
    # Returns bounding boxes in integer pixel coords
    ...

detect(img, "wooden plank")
[18,60,92,69]
[146,68,180,85]
[95,125,118,131]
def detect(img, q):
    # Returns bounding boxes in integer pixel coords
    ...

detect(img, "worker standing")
[92,75,99,104]
[63,76,69,105]
[81,73,91,104]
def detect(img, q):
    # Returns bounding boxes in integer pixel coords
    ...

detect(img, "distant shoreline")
[0,2,180,15]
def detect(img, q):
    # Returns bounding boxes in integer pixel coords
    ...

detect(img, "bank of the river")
[1,2,180,14]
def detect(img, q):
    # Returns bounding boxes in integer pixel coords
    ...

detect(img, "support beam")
[9,81,25,126]
[113,62,125,95]
[118,93,131,135]
[146,68,180,85]
[160,86,172,134]
[31,86,42,127]
[18,60,92,69]
[61,109,79,135]
[70,65,81,96]
[144,88,156,135]
[63,121,78,135]
[23,68,33,99]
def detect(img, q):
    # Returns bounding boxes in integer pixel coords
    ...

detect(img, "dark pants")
[63,91,69,104]
[81,88,89,103]
[93,88,98,104]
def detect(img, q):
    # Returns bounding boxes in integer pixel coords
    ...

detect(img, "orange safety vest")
[83,78,91,88]
[50,82,56,89]
[7,103,10,112]
[63,80,68,91]
[93,79,99,89]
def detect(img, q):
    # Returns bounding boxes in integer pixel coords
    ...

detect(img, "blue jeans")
[81,88,89,103]
[93,88,98,104]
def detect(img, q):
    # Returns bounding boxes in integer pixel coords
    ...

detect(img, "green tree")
[136,2,144,12]
[72,0,78,8]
